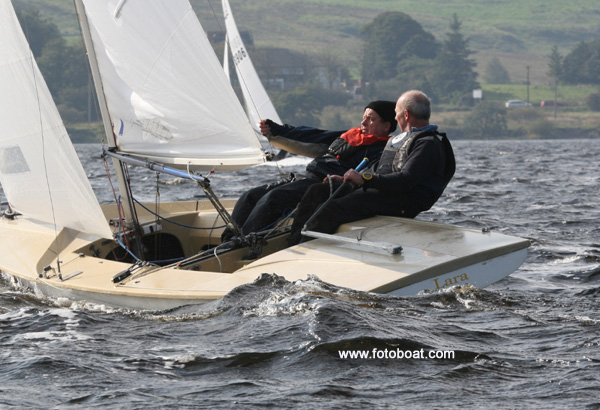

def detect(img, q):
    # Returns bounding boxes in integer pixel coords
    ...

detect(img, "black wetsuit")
[224,121,388,239]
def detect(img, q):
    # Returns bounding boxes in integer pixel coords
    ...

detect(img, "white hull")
[0,200,529,310]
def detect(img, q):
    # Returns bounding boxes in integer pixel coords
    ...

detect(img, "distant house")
[315,66,343,90]
[255,47,313,91]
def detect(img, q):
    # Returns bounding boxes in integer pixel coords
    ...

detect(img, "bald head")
[395,90,431,131]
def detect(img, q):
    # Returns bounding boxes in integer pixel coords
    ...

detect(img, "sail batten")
[79,0,265,171]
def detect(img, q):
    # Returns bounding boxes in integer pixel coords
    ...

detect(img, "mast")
[73,0,144,254]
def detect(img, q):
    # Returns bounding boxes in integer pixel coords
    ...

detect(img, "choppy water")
[1,139,599,409]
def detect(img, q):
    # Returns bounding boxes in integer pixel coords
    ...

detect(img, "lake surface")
[1,139,599,409]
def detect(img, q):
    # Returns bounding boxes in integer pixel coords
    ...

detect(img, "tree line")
[360,12,479,105]
[558,39,600,85]
[548,41,600,111]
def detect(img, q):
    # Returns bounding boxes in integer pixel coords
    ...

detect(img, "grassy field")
[481,83,598,106]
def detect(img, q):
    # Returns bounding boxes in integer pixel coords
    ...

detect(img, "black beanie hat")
[365,100,397,133]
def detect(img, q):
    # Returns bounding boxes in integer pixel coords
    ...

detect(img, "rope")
[132,197,226,230]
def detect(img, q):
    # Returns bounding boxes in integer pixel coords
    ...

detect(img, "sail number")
[233,47,248,64]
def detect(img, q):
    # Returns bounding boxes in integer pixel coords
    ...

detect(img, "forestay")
[0,0,112,239]
[79,0,265,171]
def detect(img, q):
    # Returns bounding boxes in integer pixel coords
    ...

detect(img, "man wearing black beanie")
[364,100,397,129]
[221,100,397,242]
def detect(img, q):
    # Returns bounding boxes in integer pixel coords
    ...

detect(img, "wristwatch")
[361,171,374,190]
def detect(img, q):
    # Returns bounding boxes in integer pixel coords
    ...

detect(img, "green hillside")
[15,0,600,84]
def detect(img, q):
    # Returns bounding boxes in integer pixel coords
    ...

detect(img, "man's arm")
[260,119,344,158]
[343,137,443,194]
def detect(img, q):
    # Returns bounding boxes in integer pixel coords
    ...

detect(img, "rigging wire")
[102,156,135,261]
[153,171,160,261]
[23,16,62,274]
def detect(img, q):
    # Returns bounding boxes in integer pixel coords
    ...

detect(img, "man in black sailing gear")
[221,100,398,242]
[288,90,456,245]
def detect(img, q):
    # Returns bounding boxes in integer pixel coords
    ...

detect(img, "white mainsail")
[78,0,265,171]
[0,0,112,239]
[222,0,282,132]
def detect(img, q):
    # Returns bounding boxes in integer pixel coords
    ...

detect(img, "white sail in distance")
[79,0,265,171]
[222,0,282,137]
[0,0,112,239]
[223,34,230,81]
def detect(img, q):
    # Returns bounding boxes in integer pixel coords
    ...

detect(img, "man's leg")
[288,181,353,245]
[241,178,319,235]
[222,177,293,242]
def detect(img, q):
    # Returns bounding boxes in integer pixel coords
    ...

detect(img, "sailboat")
[0,0,529,310]
[221,0,287,159]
